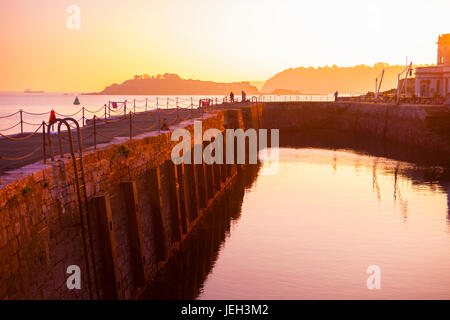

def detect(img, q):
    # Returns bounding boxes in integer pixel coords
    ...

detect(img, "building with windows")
[415,34,450,98]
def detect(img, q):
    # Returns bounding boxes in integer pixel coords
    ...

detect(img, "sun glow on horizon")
[0,0,449,92]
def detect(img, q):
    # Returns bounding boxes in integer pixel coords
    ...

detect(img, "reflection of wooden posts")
[188,232,199,297]
[147,167,168,262]
[92,194,121,299]
[120,181,146,288]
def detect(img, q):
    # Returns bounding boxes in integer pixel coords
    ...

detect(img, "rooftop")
[437,33,450,45]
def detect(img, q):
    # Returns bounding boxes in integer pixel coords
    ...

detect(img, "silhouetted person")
[160,118,170,131]
[49,109,56,131]
[334,91,339,102]
[230,91,234,103]
[241,90,246,102]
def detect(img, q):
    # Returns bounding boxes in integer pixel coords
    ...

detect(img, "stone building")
[415,34,450,98]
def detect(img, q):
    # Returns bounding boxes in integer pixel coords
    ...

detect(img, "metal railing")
[0,95,332,167]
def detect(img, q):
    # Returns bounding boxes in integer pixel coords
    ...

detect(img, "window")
[441,57,444,64]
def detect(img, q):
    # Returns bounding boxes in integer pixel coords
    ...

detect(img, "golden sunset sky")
[0,0,449,92]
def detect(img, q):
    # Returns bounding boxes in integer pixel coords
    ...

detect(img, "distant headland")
[92,73,260,95]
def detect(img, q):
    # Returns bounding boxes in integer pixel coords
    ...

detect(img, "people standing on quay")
[230,91,234,103]
[334,91,339,102]
[241,90,246,102]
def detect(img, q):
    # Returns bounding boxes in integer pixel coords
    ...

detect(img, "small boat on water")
[73,96,80,105]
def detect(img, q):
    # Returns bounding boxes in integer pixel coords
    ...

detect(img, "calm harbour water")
[145,146,450,300]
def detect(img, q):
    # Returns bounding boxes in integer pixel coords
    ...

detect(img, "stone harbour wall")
[1,100,448,299]
[0,107,256,300]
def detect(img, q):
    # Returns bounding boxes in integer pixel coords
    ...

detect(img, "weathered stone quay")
[0,101,449,299]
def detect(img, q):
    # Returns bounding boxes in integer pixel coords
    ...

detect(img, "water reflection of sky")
[198,148,450,299]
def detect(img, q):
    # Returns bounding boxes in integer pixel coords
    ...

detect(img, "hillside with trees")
[261,63,429,94]
[96,73,260,95]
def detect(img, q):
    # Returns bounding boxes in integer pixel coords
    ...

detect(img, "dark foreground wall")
[0,107,258,300]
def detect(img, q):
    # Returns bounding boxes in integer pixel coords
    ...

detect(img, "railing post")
[124,101,127,116]
[94,115,97,149]
[42,121,46,164]
[19,109,23,134]
[191,97,193,118]
[129,111,132,140]
[82,107,85,127]
[104,104,107,119]
[158,104,161,133]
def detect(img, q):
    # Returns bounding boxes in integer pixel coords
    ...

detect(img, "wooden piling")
[120,181,146,288]
[182,162,199,222]
[175,163,188,234]
[195,161,207,209]
[147,167,168,262]
[163,160,182,243]
[92,194,121,299]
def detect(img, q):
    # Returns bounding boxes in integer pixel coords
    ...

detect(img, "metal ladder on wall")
[47,118,99,299]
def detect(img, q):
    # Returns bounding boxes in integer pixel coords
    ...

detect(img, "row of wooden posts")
[89,138,244,299]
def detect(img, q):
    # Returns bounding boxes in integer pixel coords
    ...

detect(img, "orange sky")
[0,0,449,92]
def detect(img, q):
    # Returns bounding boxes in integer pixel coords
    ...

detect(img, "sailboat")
[73,96,80,105]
